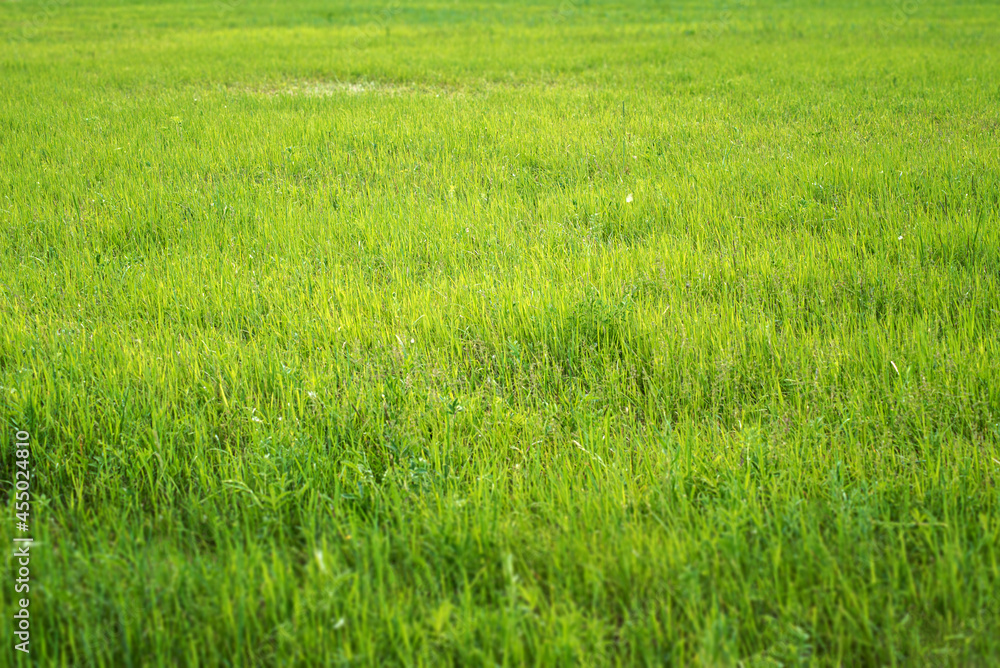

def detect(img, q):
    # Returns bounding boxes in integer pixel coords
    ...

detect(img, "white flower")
[625,193,633,203]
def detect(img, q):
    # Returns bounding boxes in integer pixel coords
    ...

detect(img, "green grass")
[1,0,999,664]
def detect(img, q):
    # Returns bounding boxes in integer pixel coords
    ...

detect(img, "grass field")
[2,0,1000,664]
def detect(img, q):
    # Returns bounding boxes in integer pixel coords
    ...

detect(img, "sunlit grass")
[1,0,999,664]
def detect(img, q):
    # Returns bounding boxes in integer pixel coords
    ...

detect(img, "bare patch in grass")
[244,79,517,99]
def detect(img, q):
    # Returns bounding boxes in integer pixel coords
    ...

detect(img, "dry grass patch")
[243,78,525,99]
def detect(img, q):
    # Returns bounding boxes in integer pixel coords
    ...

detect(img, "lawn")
[1,0,999,664]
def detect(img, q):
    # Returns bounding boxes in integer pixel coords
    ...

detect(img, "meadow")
[1,0,999,664]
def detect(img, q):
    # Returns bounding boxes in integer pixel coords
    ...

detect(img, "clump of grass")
[537,289,653,387]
